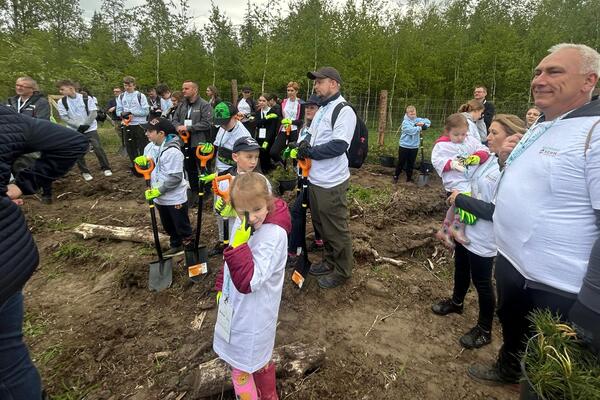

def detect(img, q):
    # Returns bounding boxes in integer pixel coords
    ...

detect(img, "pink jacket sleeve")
[222,244,254,294]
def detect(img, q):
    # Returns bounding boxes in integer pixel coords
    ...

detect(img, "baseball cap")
[141,117,177,135]
[305,94,321,106]
[307,66,342,83]
[233,136,260,153]
[213,101,238,125]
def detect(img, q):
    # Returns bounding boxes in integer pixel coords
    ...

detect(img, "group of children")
[134,100,289,399]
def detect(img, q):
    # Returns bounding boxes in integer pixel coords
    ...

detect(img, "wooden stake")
[231,79,238,105]
[378,90,388,146]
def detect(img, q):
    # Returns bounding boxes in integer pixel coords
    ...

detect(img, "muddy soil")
[20,153,516,400]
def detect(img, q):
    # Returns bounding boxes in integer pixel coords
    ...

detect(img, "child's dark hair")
[458,99,484,113]
[230,172,274,212]
[444,113,468,133]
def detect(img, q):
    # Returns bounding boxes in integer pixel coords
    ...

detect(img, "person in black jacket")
[0,104,87,399]
[254,93,281,173]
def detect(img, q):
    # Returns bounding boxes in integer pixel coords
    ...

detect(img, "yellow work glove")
[231,215,252,248]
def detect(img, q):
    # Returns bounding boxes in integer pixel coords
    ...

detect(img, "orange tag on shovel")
[188,263,208,277]
[291,271,305,288]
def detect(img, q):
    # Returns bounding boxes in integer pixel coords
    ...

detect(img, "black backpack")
[331,102,368,168]
[61,95,89,115]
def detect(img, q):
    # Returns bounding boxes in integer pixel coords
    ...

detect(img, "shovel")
[135,160,173,292]
[291,158,312,289]
[185,146,215,282]
[212,174,234,249]
[417,132,432,187]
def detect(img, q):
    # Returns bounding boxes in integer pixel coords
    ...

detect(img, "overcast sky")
[80,0,279,27]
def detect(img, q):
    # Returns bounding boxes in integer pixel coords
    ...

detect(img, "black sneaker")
[431,298,463,315]
[392,176,399,184]
[164,246,184,256]
[309,261,333,276]
[318,274,347,289]
[467,362,520,387]
[460,325,491,349]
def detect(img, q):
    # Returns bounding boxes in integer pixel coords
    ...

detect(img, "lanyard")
[187,105,192,119]
[17,97,27,113]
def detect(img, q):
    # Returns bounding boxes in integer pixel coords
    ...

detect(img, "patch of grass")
[97,123,123,153]
[23,312,47,338]
[51,380,99,400]
[348,184,390,207]
[52,242,96,261]
[37,344,63,365]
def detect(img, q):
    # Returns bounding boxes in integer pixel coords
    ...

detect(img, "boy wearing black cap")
[134,118,193,256]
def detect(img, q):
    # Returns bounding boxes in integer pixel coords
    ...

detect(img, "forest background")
[1,0,599,129]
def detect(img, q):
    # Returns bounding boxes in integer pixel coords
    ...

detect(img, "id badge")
[184,119,193,128]
[258,128,267,139]
[215,296,233,343]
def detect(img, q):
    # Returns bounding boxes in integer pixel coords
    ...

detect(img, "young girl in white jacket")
[431,113,489,248]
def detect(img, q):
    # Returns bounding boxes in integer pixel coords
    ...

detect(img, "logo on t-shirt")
[539,146,559,157]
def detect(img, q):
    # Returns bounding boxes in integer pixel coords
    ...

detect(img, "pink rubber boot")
[254,362,278,400]
[451,213,471,246]
[435,207,456,249]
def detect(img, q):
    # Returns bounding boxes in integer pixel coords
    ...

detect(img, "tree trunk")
[378,90,388,146]
[231,79,238,105]
[190,342,325,398]
[72,223,169,248]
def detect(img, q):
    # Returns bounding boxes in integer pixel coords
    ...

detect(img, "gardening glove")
[215,197,237,218]
[458,208,477,225]
[200,142,214,154]
[421,124,429,131]
[145,187,161,201]
[261,141,269,150]
[77,124,90,133]
[296,141,311,160]
[265,113,278,120]
[464,155,481,165]
[231,215,252,248]
[121,111,132,119]
[216,291,222,304]
[199,172,216,183]
[134,155,149,167]
[289,148,299,159]
[450,159,466,173]
[281,118,292,126]
[282,146,292,159]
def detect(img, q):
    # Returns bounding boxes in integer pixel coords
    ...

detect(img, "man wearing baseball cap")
[134,118,193,256]
[296,66,355,289]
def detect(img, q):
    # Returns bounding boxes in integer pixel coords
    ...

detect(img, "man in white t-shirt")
[57,79,112,181]
[296,67,356,289]
[468,44,600,385]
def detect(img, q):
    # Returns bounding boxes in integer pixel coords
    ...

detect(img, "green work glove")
[134,155,149,167]
[261,141,269,150]
[199,172,216,183]
[458,208,477,225]
[200,142,214,154]
[290,148,298,159]
[215,197,237,217]
[231,215,252,248]
[216,291,222,304]
[145,187,161,201]
[281,118,292,126]
[265,113,278,120]
[282,147,292,159]
[464,155,481,165]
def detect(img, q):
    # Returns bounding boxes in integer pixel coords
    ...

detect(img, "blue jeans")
[0,292,42,399]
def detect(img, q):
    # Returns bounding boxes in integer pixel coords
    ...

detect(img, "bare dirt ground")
[20,152,516,400]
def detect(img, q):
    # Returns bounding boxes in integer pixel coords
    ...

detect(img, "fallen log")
[191,342,325,397]
[72,223,169,247]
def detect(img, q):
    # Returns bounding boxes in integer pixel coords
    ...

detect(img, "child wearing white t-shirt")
[431,113,490,248]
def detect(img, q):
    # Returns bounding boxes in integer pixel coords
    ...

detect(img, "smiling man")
[468,43,600,385]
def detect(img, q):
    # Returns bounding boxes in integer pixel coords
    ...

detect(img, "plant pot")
[379,155,395,168]
[520,361,543,400]
[278,178,298,195]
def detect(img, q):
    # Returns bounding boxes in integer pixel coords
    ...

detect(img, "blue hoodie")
[399,114,431,149]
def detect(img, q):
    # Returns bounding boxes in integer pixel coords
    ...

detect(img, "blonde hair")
[458,99,484,113]
[444,113,468,133]
[492,114,527,136]
[230,172,274,212]
[287,81,300,91]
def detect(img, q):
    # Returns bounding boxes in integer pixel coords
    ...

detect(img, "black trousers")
[289,186,322,253]
[394,146,419,181]
[451,244,495,332]
[495,254,576,380]
[270,129,299,164]
[123,124,147,167]
[155,202,193,248]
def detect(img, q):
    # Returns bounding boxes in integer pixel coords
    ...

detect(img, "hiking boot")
[467,363,520,387]
[164,245,184,257]
[460,325,492,349]
[208,243,225,256]
[309,261,333,276]
[104,169,113,177]
[318,274,347,289]
[41,194,53,205]
[431,298,463,315]
[82,172,93,181]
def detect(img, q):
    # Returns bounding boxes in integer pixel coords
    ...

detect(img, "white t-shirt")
[213,219,287,372]
[281,98,301,131]
[494,116,600,293]
[463,155,501,258]
[57,93,97,132]
[307,95,356,188]
[237,98,251,115]
[214,122,252,173]
[143,140,188,206]
[431,135,486,192]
